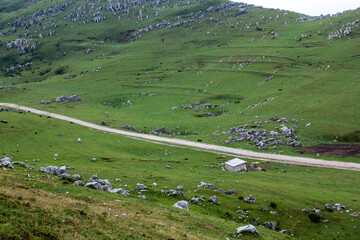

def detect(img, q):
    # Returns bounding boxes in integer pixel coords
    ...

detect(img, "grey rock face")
[173,200,190,210]
[177,185,184,191]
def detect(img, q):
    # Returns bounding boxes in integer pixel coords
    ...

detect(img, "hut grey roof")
[225,158,247,167]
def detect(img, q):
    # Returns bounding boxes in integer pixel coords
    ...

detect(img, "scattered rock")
[350,212,358,217]
[73,180,85,186]
[208,195,219,204]
[136,183,147,191]
[301,209,309,213]
[13,161,35,170]
[198,182,215,190]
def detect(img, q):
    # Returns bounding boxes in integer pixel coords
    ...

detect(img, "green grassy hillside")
[0,0,360,239]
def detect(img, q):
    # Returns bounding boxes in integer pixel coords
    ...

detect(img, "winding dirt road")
[1,103,360,171]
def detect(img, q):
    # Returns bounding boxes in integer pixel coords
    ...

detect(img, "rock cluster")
[324,203,346,211]
[225,121,303,150]
[41,165,75,178]
[6,39,36,55]
[86,175,129,195]
[245,195,256,203]
[55,95,82,103]
[328,20,358,40]
[263,222,277,230]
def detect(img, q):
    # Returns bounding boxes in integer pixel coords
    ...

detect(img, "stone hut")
[224,158,247,172]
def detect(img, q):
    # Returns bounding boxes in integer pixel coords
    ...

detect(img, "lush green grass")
[1,109,360,239]
[0,0,360,239]
[0,1,359,159]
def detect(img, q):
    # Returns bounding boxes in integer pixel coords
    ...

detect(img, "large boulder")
[208,195,219,204]
[236,225,258,234]
[1,156,14,169]
[173,201,190,210]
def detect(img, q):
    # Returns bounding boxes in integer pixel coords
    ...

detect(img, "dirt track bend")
[1,103,360,172]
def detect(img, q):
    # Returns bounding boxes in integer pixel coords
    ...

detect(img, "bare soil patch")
[295,144,360,158]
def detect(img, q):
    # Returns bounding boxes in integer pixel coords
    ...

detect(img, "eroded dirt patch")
[295,144,360,158]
